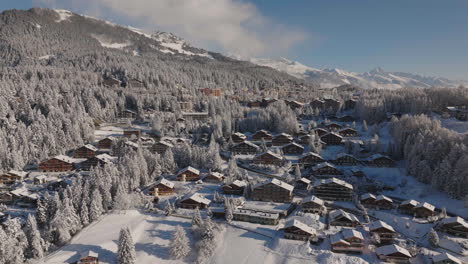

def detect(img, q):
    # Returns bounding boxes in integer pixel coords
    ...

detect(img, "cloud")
[33,0,308,57]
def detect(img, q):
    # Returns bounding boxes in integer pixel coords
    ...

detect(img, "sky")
[1,0,467,80]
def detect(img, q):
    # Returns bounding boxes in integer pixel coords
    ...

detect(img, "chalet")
[127,78,144,88]
[281,142,304,155]
[0,170,27,185]
[97,136,116,149]
[310,162,343,178]
[295,177,311,190]
[294,130,309,138]
[73,144,98,159]
[321,132,343,145]
[233,208,279,225]
[39,155,74,172]
[178,101,193,111]
[272,133,293,146]
[414,202,435,218]
[337,115,356,122]
[179,193,211,209]
[446,106,468,121]
[338,127,358,137]
[344,99,357,110]
[182,112,209,121]
[33,175,49,185]
[204,171,225,183]
[251,130,273,141]
[374,195,394,210]
[80,154,115,171]
[312,128,328,137]
[222,180,247,195]
[432,252,463,264]
[398,199,419,215]
[176,166,200,181]
[281,219,317,241]
[123,129,141,139]
[231,141,260,154]
[330,229,364,253]
[150,141,173,155]
[360,193,376,206]
[251,178,294,203]
[285,100,304,110]
[77,250,99,264]
[299,152,325,166]
[252,151,284,166]
[146,131,162,141]
[436,217,468,238]
[325,122,343,131]
[329,209,360,227]
[231,132,247,143]
[351,168,366,177]
[300,195,326,215]
[310,99,325,109]
[148,178,175,196]
[375,244,412,263]
[370,220,397,243]
[117,109,137,119]
[364,154,395,167]
[298,134,312,145]
[102,77,121,87]
[313,178,353,201]
[332,153,360,166]
[324,98,341,111]
[247,100,262,108]
[11,187,40,207]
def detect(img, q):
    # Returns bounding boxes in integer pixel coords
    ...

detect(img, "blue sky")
[1,0,467,80]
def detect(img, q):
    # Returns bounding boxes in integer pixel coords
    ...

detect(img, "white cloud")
[33,0,308,57]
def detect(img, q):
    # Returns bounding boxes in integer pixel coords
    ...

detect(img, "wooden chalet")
[321,132,343,145]
[251,130,273,141]
[272,133,293,146]
[414,202,435,218]
[299,152,325,166]
[148,178,175,196]
[285,100,304,110]
[97,136,116,149]
[0,170,27,185]
[117,109,137,119]
[203,171,225,183]
[398,200,419,215]
[310,162,343,178]
[0,192,13,204]
[33,175,49,185]
[294,130,309,138]
[300,195,325,215]
[432,252,463,264]
[73,144,98,159]
[102,77,121,87]
[179,193,210,209]
[338,127,358,137]
[324,98,341,111]
[351,168,365,177]
[231,141,260,154]
[222,180,247,195]
[251,178,294,202]
[10,187,40,207]
[364,154,395,167]
[332,153,360,166]
[310,99,325,109]
[232,208,279,225]
[150,141,173,155]
[39,155,74,172]
[375,244,412,264]
[77,250,99,264]
[330,229,364,253]
[182,112,209,121]
[281,142,304,155]
[337,115,356,123]
[437,217,468,238]
[252,151,284,166]
[312,128,328,137]
[80,154,115,171]
[370,220,397,243]
[374,195,394,210]
[329,209,360,227]
[123,129,141,139]
[313,178,353,201]
[360,193,376,206]
[281,219,317,241]
[231,132,247,143]
[344,99,357,110]
[298,134,312,145]
[325,122,343,131]
[295,177,311,190]
[176,166,200,181]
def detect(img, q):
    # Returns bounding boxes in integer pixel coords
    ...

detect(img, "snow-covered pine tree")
[225,198,233,223]
[80,202,90,226]
[89,188,104,222]
[192,207,204,227]
[169,225,190,259]
[24,214,44,259]
[164,200,173,216]
[428,228,439,247]
[36,198,48,228]
[294,164,302,181]
[118,227,137,264]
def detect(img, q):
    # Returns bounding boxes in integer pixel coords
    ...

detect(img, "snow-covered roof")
[230,180,247,188]
[335,153,356,159]
[376,195,393,203]
[52,155,74,164]
[182,193,210,205]
[440,216,468,227]
[233,132,246,138]
[35,175,48,181]
[5,170,28,177]
[100,136,117,142]
[313,178,353,190]
[365,154,393,161]
[400,199,419,207]
[207,172,224,179]
[254,178,294,192]
[330,233,350,245]
[339,127,357,132]
[254,151,283,160]
[80,250,99,259]
[415,202,435,212]
[329,209,359,223]
[301,195,324,206]
[274,133,293,139]
[342,229,364,240]
[157,141,174,148]
[321,132,343,139]
[300,152,323,159]
[124,141,139,148]
[10,187,40,200]
[234,141,259,149]
[81,144,98,152]
[155,178,174,189]
[312,162,337,171]
[361,193,376,201]
[283,219,316,235]
[375,244,411,258]
[95,154,116,163]
[281,142,304,149]
[370,220,395,232]
[432,252,462,264]
[177,166,200,176]
[325,122,342,127]
[297,178,311,184]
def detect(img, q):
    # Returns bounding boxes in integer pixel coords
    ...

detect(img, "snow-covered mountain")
[250,58,467,89]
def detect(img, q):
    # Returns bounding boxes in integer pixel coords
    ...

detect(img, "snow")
[91,35,131,50]
[54,9,73,23]
[432,114,468,134]
[38,55,54,60]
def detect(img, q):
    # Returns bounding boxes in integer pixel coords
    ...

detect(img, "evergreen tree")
[24,214,44,259]
[169,226,190,259]
[428,228,439,247]
[80,202,90,226]
[118,227,137,264]
[89,188,104,222]
[192,207,204,227]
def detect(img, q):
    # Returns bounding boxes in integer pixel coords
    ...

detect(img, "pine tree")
[192,207,204,227]
[24,214,44,259]
[36,198,48,228]
[80,202,90,226]
[169,226,190,259]
[164,200,173,216]
[89,188,104,222]
[118,227,137,264]
[225,198,233,223]
[294,164,302,181]
[428,228,439,247]
[362,120,368,132]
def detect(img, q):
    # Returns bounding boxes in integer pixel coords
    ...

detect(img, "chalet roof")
[156,141,174,148]
[370,220,395,233]
[253,129,271,135]
[207,172,224,179]
[254,151,283,161]
[282,219,316,235]
[376,195,393,203]
[325,122,342,127]
[300,152,324,159]
[254,178,294,192]
[313,178,353,190]
[177,166,200,176]
[124,141,139,149]
[5,170,28,177]
[297,178,311,185]
[432,252,462,264]
[95,154,115,163]
[52,155,74,164]
[415,202,435,212]
[281,142,304,150]
[100,136,117,142]
[234,141,259,149]
[342,229,364,240]
[440,217,468,228]
[339,127,357,132]
[313,127,328,132]
[232,132,246,138]
[329,209,359,223]
[11,187,40,200]
[365,154,393,161]
[335,153,357,160]
[230,180,247,188]
[312,162,338,171]
[301,195,324,206]
[330,233,351,246]
[361,193,376,201]
[155,178,174,189]
[182,193,210,205]
[311,98,325,103]
[80,144,98,152]
[400,199,419,207]
[375,244,411,258]
[80,250,99,259]
[321,132,343,139]
[274,133,293,139]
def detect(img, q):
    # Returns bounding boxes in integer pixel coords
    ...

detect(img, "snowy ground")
[430,113,468,134]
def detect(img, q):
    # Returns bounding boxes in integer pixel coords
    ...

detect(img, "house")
[339,127,358,137]
[0,192,13,204]
[251,130,273,141]
[252,151,284,166]
[97,136,117,149]
[375,244,412,263]
[231,141,260,154]
[80,154,115,171]
[364,154,395,167]
[313,178,353,201]
[39,155,74,172]
[324,98,341,111]
[298,134,313,145]
[414,202,435,218]
[312,128,328,137]
[330,229,364,253]
[281,142,304,155]
[176,166,200,181]
[231,132,247,143]
[436,217,468,238]
[370,220,397,243]
[295,178,311,190]
[179,193,211,209]
[203,172,225,183]
[73,144,98,159]
[332,153,360,166]
[0,170,27,185]
[148,178,175,196]
[251,178,294,203]
[325,122,343,131]
[360,193,376,206]
[281,219,317,241]
[329,209,360,227]
[432,252,463,264]
[351,168,366,177]
[102,77,121,87]
[272,133,293,146]
[222,180,247,195]
[182,112,209,121]
[310,99,325,109]
[233,208,279,225]
[299,152,325,166]
[123,129,141,139]
[77,250,99,264]
[374,195,394,210]
[321,132,343,145]
[398,200,419,215]
[300,195,326,215]
[117,109,137,119]
[310,162,343,178]
[10,187,40,207]
[344,99,357,110]
[446,106,468,121]
[285,100,304,110]
[294,130,309,138]
[150,141,173,155]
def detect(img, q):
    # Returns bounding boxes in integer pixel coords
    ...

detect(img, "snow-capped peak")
[152,31,185,45]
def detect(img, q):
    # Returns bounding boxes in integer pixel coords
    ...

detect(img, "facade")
[374,195,394,210]
[332,153,360,166]
[123,129,141,139]
[414,202,435,218]
[325,122,343,131]
[329,209,360,227]
[330,229,364,253]
[252,151,284,166]
[299,152,325,166]
[398,200,419,215]
[312,128,328,137]
[324,98,341,111]
[176,166,200,181]
[97,136,116,149]
[117,109,137,119]
[321,132,343,145]
[148,178,175,196]
[272,133,293,146]
[310,99,325,109]
[295,178,311,190]
[310,162,343,178]
[204,172,225,183]
[436,217,468,238]
[446,106,468,121]
[0,170,27,185]
[231,141,260,154]
[251,178,294,203]
[77,251,99,264]
[80,154,114,171]
[360,193,376,206]
[281,219,317,241]
[179,193,210,209]
[231,132,247,143]
[364,154,395,167]
[73,144,98,159]
[233,209,279,225]
[222,180,247,195]
[150,141,173,155]
[300,195,326,215]
[370,220,398,243]
[251,130,273,141]
[339,128,358,137]
[298,134,313,145]
[281,143,304,155]
[375,244,412,264]
[39,155,74,172]
[313,178,353,201]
